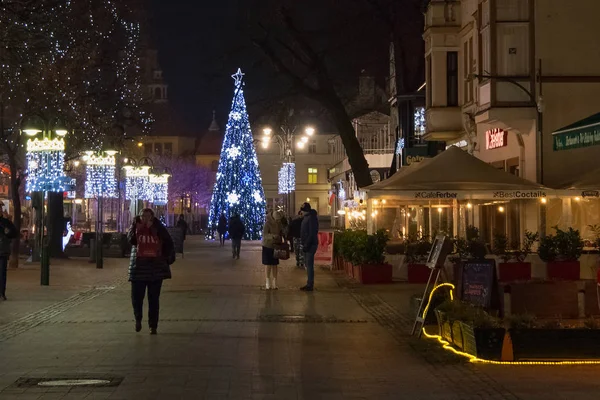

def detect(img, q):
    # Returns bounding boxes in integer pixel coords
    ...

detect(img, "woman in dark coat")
[217,213,227,246]
[128,208,175,335]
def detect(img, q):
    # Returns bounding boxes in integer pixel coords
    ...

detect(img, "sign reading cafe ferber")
[408,190,548,200]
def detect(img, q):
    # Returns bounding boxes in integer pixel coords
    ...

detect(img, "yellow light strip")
[27,138,65,152]
[421,283,600,366]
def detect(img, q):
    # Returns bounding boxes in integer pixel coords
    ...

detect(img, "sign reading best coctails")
[486,128,508,150]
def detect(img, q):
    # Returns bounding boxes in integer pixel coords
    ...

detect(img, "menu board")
[460,259,497,308]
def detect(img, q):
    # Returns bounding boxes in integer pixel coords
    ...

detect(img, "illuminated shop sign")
[486,128,508,150]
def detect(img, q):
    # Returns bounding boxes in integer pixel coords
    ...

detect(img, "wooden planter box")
[510,329,600,360]
[435,310,453,343]
[547,260,580,280]
[407,263,431,283]
[352,263,393,284]
[498,262,531,282]
[452,321,464,349]
[460,322,505,360]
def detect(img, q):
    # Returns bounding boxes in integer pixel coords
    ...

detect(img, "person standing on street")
[176,214,188,241]
[0,203,17,301]
[128,208,175,334]
[300,202,318,292]
[289,211,304,268]
[217,213,227,246]
[261,210,283,290]
[228,213,245,259]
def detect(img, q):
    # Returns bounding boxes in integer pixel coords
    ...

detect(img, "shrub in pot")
[538,226,583,280]
[493,231,538,282]
[405,235,433,283]
[351,229,392,284]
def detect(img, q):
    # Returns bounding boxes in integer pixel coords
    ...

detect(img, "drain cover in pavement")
[12,376,123,388]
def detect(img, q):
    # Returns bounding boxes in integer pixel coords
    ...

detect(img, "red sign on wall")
[486,128,508,150]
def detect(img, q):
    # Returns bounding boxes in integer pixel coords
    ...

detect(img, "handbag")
[273,242,290,260]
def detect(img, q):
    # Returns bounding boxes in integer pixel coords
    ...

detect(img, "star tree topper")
[232,68,245,88]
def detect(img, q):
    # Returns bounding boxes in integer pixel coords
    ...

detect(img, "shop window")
[447,51,459,106]
[144,143,152,156]
[308,168,318,184]
[154,143,163,156]
[164,143,173,156]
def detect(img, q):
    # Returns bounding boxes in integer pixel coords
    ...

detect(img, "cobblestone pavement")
[0,237,598,399]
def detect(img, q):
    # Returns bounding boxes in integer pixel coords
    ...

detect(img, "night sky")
[149,0,242,134]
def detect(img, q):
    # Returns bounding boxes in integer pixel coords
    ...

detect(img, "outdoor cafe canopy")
[365,146,551,201]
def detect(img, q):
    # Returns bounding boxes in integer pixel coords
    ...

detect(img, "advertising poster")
[315,231,334,266]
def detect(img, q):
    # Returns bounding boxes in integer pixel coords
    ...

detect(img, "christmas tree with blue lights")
[207,69,266,240]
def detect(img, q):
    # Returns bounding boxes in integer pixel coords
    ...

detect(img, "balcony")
[424,107,463,142]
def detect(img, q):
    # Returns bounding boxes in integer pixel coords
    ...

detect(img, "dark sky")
[148,0,242,134]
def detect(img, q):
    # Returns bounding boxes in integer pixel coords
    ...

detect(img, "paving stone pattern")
[0,238,598,399]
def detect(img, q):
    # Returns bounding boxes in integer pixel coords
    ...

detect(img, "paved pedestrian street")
[0,237,599,400]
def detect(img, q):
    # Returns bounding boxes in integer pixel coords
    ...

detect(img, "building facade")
[256,130,337,219]
[424,0,600,243]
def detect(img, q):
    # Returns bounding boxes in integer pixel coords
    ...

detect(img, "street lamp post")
[123,157,153,219]
[22,116,71,286]
[261,125,315,215]
[148,166,171,223]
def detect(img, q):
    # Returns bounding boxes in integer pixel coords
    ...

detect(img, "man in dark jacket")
[300,202,319,291]
[289,211,304,268]
[0,203,17,301]
[228,214,245,259]
[128,208,175,334]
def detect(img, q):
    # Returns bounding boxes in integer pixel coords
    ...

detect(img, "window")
[308,139,317,154]
[463,39,474,104]
[308,168,318,184]
[447,52,459,106]
[164,142,173,156]
[154,87,162,99]
[144,143,152,156]
[328,142,335,154]
[154,143,163,156]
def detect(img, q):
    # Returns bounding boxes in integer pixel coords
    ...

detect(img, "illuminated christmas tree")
[207,69,266,240]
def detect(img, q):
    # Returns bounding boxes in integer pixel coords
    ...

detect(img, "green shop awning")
[552,112,600,151]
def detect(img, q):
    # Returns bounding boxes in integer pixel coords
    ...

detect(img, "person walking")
[228,213,245,259]
[289,211,304,268]
[217,213,227,246]
[300,202,319,292]
[128,208,175,334]
[0,203,17,301]
[261,210,283,290]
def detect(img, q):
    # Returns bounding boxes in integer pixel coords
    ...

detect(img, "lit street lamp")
[261,125,315,214]
[123,157,153,218]
[22,116,72,286]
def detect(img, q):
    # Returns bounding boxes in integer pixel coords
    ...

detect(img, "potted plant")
[351,229,392,284]
[538,226,583,280]
[508,314,600,360]
[406,235,433,283]
[493,231,538,282]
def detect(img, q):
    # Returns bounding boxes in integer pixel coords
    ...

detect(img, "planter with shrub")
[350,229,392,284]
[405,236,433,283]
[538,226,584,280]
[493,231,538,282]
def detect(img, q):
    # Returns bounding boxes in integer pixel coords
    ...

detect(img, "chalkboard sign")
[167,227,184,256]
[460,259,497,308]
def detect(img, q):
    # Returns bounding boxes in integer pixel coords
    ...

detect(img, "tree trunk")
[47,192,66,258]
[327,97,372,188]
[8,155,21,268]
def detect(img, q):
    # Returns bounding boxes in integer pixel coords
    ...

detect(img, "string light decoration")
[149,173,170,206]
[83,151,117,199]
[124,165,153,201]
[278,162,296,194]
[420,283,600,365]
[207,69,266,240]
[25,137,70,193]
